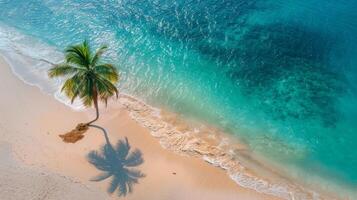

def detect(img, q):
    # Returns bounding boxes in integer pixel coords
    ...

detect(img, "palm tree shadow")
[87,125,145,197]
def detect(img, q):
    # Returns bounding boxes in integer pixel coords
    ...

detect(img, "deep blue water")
[0,0,357,196]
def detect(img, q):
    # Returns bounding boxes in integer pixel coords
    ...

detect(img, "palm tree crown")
[48,40,119,124]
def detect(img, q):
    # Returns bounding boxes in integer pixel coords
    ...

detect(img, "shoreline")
[0,42,346,198]
[117,90,334,199]
[0,55,282,199]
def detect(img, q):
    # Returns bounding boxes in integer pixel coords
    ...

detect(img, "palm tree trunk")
[87,87,99,125]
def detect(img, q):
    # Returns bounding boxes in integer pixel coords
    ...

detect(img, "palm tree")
[48,40,119,125]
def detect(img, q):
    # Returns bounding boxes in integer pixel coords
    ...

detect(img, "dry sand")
[0,55,280,199]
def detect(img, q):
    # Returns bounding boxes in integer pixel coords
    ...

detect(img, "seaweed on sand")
[59,123,89,143]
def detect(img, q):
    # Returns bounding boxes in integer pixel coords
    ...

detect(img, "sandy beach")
[0,55,281,199]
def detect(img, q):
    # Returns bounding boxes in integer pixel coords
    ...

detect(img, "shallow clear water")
[0,0,357,197]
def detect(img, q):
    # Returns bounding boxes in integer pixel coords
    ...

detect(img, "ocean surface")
[0,0,357,198]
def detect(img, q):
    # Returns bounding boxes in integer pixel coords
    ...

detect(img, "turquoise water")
[1,0,357,197]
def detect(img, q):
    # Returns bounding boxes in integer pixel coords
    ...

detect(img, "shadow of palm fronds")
[87,126,145,197]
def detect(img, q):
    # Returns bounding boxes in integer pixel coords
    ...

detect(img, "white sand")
[0,142,109,200]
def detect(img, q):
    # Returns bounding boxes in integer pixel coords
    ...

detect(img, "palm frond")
[60,73,84,100]
[65,41,92,68]
[95,63,119,83]
[48,63,83,78]
[92,45,108,66]
[79,77,95,107]
[96,75,119,97]
[95,77,118,106]
[69,75,87,103]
